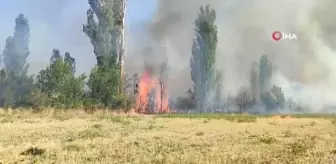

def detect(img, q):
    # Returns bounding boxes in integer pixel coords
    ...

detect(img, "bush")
[83,97,104,110]
[111,95,133,112]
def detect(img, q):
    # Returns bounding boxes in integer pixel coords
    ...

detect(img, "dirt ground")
[0,109,336,164]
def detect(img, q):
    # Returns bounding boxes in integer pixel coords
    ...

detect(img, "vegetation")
[257,55,286,112]
[0,1,131,111]
[0,2,291,114]
[35,49,86,109]
[190,5,218,112]
[1,1,335,163]
[0,110,335,163]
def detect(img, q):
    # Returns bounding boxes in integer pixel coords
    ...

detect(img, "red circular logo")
[272,31,282,41]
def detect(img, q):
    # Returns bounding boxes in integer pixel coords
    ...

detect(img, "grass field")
[0,109,336,164]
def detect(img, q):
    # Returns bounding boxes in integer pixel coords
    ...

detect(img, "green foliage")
[26,87,49,109]
[190,4,218,111]
[87,59,120,107]
[82,0,131,110]
[36,49,86,109]
[85,55,132,110]
[83,0,117,61]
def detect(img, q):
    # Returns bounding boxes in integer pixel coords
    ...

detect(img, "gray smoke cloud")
[132,0,336,111]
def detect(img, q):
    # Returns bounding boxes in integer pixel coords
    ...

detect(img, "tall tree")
[83,0,126,101]
[271,85,285,108]
[190,4,218,112]
[3,13,30,77]
[0,14,33,108]
[250,61,259,104]
[259,55,273,93]
[257,55,286,111]
[259,55,274,110]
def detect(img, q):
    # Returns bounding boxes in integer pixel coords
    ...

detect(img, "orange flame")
[135,71,169,113]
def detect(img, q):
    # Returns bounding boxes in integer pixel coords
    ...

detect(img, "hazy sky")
[0,0,156,74]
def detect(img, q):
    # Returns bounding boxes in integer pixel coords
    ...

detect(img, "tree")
[64,52,76,74]
[111,0,127,91]
[86,55,121,107]
[175,88,196,111]
[36,49,85,108]
[215,69,222,109]
[122,74,132,93]
[158,58,169,112]
[50,49,62,64]
[250,61,259,104]
[83,0,126,71]
[259,55,273,93]
[190,4,218,112]
[83,0,117,59]
[0,14,33,108]
[83,0,127,108]
[271,85,285,108]
[3,14,30,78]
[256,55,286,111]
[234,87,253,113]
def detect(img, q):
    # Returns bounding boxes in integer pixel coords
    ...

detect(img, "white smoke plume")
[131,0,336,111]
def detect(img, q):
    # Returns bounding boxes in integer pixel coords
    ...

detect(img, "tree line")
[0,1,295,113]
[0,1,131,111]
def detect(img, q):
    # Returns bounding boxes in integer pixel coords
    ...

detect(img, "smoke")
[135,0,336,111]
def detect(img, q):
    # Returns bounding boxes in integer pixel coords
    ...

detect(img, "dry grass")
[0,109,336,164]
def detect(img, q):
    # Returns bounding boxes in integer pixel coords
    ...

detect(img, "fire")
[135,71,169,113]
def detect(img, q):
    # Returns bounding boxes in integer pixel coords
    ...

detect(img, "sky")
[0,0,157,74]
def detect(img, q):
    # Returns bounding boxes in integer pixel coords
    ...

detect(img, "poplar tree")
[190,5,218,112]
